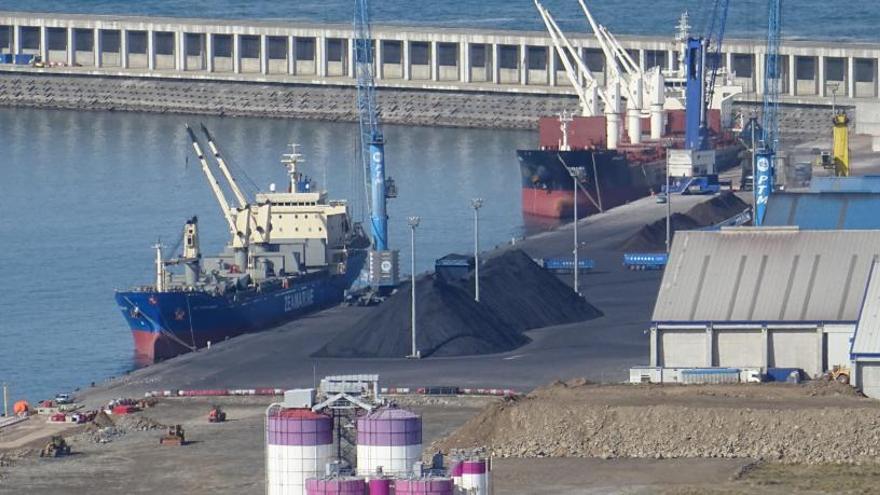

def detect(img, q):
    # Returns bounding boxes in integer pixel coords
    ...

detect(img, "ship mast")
[154,243,166,292]
[281,144,306,193]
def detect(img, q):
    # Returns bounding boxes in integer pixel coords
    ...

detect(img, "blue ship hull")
[116,250,366,362]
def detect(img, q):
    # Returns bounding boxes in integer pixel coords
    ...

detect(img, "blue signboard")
[754,150,774,225]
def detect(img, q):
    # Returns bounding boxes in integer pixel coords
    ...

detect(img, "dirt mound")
[464,250,603,331]
[432,382,880,464]
[313,275,529,358]
[620,193,749,251]
[314,250,602,359]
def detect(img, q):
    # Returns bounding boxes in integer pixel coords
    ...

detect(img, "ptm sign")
[754,150,774,226]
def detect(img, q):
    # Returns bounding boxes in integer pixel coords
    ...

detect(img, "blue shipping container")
[623,253,668,270]
[13,54,34,65]
[765,368,802,383]
[0,53,12,64]
[540,258,595,273]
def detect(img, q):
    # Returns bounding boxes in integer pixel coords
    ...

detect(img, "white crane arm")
[600,26,640,76]
[200,124,249,208]
[186,125,238,236]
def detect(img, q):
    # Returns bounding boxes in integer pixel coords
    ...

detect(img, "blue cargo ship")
[116,125,368,362]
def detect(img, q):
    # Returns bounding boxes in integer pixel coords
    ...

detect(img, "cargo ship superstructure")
[521,5,744,218]
[115,126,368,362]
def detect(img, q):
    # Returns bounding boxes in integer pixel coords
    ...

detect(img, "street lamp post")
[408,216,421,359]
[566,168,584,294]
[471,198,483,302]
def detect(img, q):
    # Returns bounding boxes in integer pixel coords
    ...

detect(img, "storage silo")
[395,478,454,495]
[266,406,334,495]
[367,478,392,495]
[305,477,366,495]
[356,407,422,476]
[457,459,490,495]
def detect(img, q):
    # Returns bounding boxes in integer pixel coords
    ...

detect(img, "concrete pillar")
[147,30,156,70]
[316,35,326,77]
[12,24,20,55]
[374,39,383,80]
[789,54,796,96]
[818,55,826,97]
[705,324,714,367]
[848,56,856,98]
[460,41,470,83]
[288,35,296,75]
[761,326,769,372]
[520,43,528,85]
[232,33,241,74]
[402,39,411,80]
[205,33,214,72]
[39,25,48,63]
[649,326,659,368]
[578,46,585,86]
[549,45,557,86]
[725,52,733,77]
[349,38,356,78]
[120,29,128,69]
[431,40,439,81]
[667,49,675,72]
[638,49,646,72]
[66,27,75,66]
[260,35,268,75]
[176,31,185,71]
[816,325,825,378]
[492,43,500,84]
[93,29,102,68]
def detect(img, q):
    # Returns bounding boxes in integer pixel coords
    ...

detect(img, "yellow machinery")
[832,111,850,177]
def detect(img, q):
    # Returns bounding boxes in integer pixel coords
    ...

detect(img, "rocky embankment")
[433,380,880,465]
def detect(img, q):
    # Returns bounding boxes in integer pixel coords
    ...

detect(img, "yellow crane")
[832,111,850,177]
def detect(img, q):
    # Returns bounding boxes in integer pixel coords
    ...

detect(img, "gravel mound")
[314,250,602,358]
[433,381,880,464]
[620,193,749,251]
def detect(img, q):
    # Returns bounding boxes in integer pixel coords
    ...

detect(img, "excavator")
[40,436,71,457]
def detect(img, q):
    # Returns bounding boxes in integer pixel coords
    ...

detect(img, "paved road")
[82,195,718,404]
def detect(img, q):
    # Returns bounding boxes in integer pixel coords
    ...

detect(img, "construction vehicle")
[208,406,226,423]
[829,365,851,385]
[40,436,71,457]
[159,425,186,446]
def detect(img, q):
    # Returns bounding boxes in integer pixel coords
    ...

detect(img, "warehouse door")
[769,330,820,377]
[858,363,880,399]
[660,330,706,367]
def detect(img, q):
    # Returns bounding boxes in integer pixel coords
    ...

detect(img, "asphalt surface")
[82,194,720,404]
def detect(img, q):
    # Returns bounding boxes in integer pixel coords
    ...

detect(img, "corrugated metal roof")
[653,229,880,323]
[764,192,880,229]
[811,176,880,193]
[852,263,880,357]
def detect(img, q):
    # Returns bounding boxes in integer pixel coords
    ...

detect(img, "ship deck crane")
[578,0,642,144]
[355,0,399,289]
[535,1,621,149]
[186,125,238,238]
[200,124,249,208]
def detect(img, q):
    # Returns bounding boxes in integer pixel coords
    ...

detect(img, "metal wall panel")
[660,330,706,368]
[714,330,763,368]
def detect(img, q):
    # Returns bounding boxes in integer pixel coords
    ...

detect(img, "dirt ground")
[2,386,880,494]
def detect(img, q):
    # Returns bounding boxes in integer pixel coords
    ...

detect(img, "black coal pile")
[686,192,749,225]
[313,250,602,359]
[462,250,603,331]
[620,192,749,251]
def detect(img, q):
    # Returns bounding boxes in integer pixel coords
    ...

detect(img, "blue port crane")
[684,0,730,151]
[354,0,399,289]
[754,0,782,226]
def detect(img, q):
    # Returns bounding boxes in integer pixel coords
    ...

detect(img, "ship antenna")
[281,144,304,193]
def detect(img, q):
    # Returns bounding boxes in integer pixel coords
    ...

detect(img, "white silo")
[266,406,334,495]
[356,407,422,477]
[457,459,491,495]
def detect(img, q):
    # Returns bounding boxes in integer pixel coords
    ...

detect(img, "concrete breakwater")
[0,71,573,129]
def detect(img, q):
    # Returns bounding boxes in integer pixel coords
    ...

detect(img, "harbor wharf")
[0,12,878,128]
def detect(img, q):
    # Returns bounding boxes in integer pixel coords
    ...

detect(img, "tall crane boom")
[703,0,730,109]
[354,0,388,251]
[185,125,237,237]
[200,123,249,208]
[755,0,782,226]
